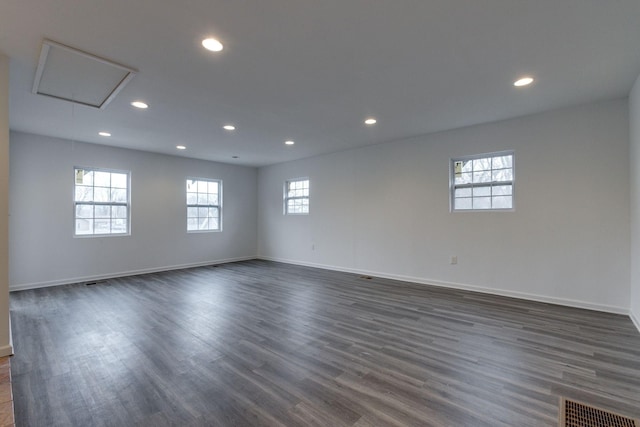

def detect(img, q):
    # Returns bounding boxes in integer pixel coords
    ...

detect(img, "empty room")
[1,1,640,426]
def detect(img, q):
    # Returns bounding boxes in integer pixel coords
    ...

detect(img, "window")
[284,178,309,215]
[451,151,514,211]
[74,168,129,236]
[187,178,221,231]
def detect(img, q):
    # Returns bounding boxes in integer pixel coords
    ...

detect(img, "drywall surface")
[9,132,258,289]
[258,99,630,313]
[630,74,640,330]
[0,54,12,355]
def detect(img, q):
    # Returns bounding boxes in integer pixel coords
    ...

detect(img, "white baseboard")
[12,254,633,320]
[0,344,13,358]
[9,256,256,292]
[631,310,640,335]
[257,256,629,315]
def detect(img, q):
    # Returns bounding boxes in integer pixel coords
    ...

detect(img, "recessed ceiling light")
[98,132,111,137]
[364,118,377,125]
[232,156,239,159]
[514,77,534,87]
[176,145,186,150]
[202,38,224,52]
[223,125,236,131]
[131,101,148,109]
[285,140,295,146]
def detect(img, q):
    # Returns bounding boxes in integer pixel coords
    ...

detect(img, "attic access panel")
[32,39,137,109]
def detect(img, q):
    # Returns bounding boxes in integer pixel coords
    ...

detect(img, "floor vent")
[359,275,373,280]
[85,281,108,286]
[559,398,639,427]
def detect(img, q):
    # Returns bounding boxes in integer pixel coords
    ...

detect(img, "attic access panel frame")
[32,39,137,109]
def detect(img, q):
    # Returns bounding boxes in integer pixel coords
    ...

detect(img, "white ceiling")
[2,0,640,167]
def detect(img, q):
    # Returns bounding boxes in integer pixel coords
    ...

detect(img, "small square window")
[451,151,514,211]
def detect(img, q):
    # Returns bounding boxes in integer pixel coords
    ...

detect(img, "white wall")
[9,132,258,290]
[630,75,640,330]
[0,54,12,356]
[258,99,631,313]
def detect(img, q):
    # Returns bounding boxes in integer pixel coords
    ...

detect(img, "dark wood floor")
[9,260,640,426]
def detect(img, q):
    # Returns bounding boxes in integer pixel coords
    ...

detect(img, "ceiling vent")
[32,39,137,109]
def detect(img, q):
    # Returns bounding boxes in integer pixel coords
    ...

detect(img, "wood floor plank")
[9,260,640,426]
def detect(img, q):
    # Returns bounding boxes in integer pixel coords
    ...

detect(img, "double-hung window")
[187,178,222,231]
[74,168,130,236]
[451,151,514,211]
[284,178,309,215]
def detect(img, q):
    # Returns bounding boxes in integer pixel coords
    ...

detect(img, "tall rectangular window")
[451,151,514,211]
[284,178,309,215]
[74,168,130,236]
[187,178,221,231]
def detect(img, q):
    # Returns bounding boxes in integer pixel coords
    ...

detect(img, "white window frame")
[186,178,222,232]
[74,167,131,237]
[284,178,310,215]
[450,150,514,212]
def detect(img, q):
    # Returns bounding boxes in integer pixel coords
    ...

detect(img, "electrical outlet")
[450,256,458,265]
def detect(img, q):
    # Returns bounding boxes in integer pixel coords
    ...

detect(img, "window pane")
[111,173,127,189]
[473,158,491,172]
[197,193,208,204]
[111,188,127,203]
[473,171,491,183]
[94,187,110,202]
[187,207,198,218]
[492,185,512,196]
[208,181,218,194]
[112,219,127,233]
[94,171,110,187]
[95,205,110,218]
[199,217,210,230]
[75,170,94,186]
[492,155,512,169]
[208,194,219,205]
[455,198,472,210]
[75,186,94,202]
[492,196,513,209]
[455,172,472,185]
[492,168,513,182]
[94,219,111,234]
[75,205,93,218]
[472,186,491,197]
[473,197,491,209]
[76,219,93,234]
[197,180,208,193]
[455,188,471,198]
[112,206,127,219]
[198,207,208,217]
